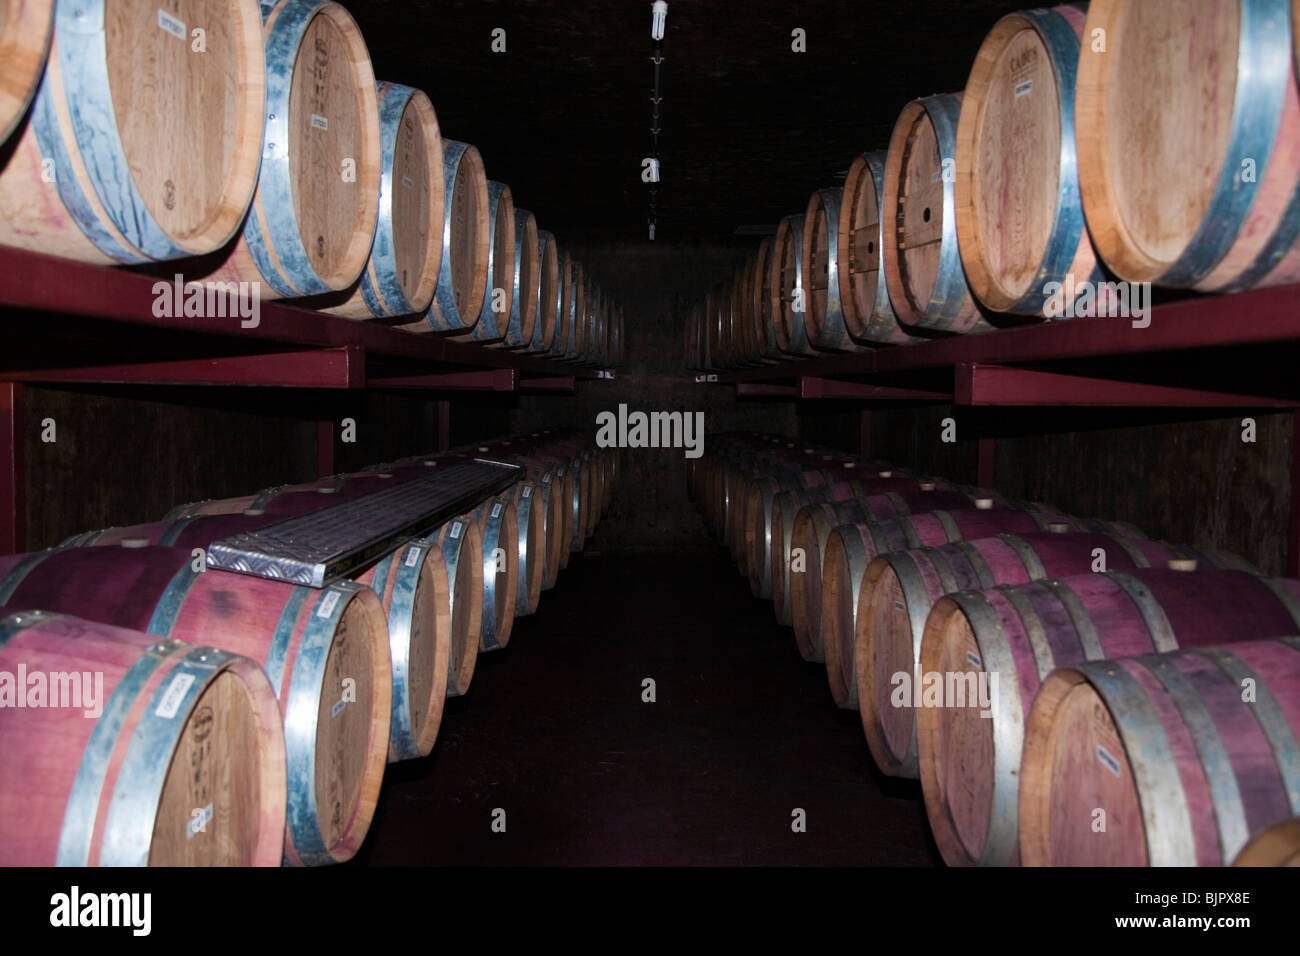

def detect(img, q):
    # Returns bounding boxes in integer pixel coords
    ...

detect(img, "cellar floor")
[353,549,940,866]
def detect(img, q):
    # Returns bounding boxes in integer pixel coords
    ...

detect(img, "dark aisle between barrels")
[353,548,941,866]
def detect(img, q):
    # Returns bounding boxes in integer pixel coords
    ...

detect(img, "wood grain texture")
[0,0,52,144]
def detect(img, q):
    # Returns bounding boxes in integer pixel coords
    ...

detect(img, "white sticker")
[155,673,196,719]
[966,651,983,670]
[450,521,462,539]
[157,9,187,39]
[1097,743,1121,778]
[491,502,503,519]
[1015,80,1033,98]
[402,174,414,189]
[405,546,422,567]
[187,802,213,839]
[311,114,329,131]
[317,589,341,619]
[331,698,346,718]
[522,485,532,498]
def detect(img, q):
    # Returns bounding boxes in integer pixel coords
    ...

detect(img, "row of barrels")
[0,428,620,866]
[688,0,1300,369]
[691,432,1300,867]
[0,0,623,366]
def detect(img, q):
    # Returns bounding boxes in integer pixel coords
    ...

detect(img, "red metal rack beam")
[800,377,951,401]
[955,363,1298,407]
[0,347,364,389]
[519,376,576,393]
[369,368,516,391]
[737,383,798,398]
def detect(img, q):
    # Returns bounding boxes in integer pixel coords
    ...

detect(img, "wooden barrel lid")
[0,0,53,143]
[387,85,443,312]
[864,559,922,773]
[532,229,560,352]
[751,236,776,359]
[284,2,380,289]
[839,152,912,344]
[429,140,489,330]
[508,208,539,347]
[957,10,1069,311]
[772,213,810,354]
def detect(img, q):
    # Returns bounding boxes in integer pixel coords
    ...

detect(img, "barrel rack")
[699,282,1300,573]
[0,245,614,554]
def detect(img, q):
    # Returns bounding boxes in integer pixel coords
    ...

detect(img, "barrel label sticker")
[187,802,213,839]
[966,651,983,670]
[450,521,463,539]
[402,175,414,189]
[1014,80,1033,99]
[157,9,187,40]
[492,502,503,519]
[317,589,342,619]
[405,546,422,568]
[894,601,905,613]
[155,673,196,720]
[1097,744,1121,778]
[311,114,330,131]
[522,486,532,498]
[331,698,346,718]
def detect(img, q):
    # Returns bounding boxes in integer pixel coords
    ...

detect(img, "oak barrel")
[431,516,483,697]
[771,214,817,356]
[503,207,539,347]
[203,0,381,298]
[839,151,914,344]
[1233,817,1300,866]
[882,93,991,333]
[425,139,489,331]
[919,567,1300,866]
[0,608,286,866]
[802,186,863,351]
[354,538,450,761]
[453,179,514,344]
[0,0,266,265]
[323,81,443,318]
[0,544,392,866]
[528,229,560,353]
[1021,638,1300,866]
[955,6,1104,315]
[1076,0,1300,291]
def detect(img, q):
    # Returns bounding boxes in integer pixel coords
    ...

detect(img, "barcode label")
[155,673,196,719]
[491,502,503,518]
[522,486,532,498]
[450,521,462,539]
[311,114,329,131]
[966,651,983,670]
[405,546,421,567]
[317,589,341,619]
[158,10,187,39]
[1015,80,1033,98]
[331,698,346,718]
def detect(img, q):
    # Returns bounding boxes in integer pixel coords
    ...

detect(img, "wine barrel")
[503,208,539,347]
[839,151,914,345]
[955,6,1104,315]
[201,0,381,299]
[751,236,784,361]
[1021,638,1300,866]
[771,214,817,356]
[919,567,1300,866]
[0,608,287,866]
[882,94,991,333]
[452,180,514,344]
[468,495,518,651]
[1076,0,1300,292]
[507,481,545,616]
[0,0,52,144]
[354,538,450,761]
[803,187,864,352]
[556,258,585,360]
[823,510,1145,713]
[0,0,265,265]
[323,81,444,318]
[425,140,489,332]
[1234,818,1300,866]
[866,533,1249,777]
[432,517,482,697]
[529,229,560,353]
[0,545,393,866]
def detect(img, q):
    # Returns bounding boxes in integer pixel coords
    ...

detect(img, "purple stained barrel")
[916,567,1300,867]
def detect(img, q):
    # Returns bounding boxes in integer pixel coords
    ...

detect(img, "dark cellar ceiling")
[353,0,1034,244]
